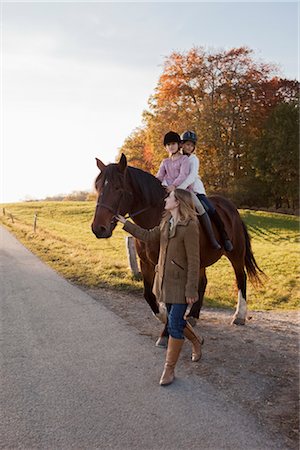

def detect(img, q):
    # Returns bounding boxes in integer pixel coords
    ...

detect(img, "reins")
[124,205,153,219]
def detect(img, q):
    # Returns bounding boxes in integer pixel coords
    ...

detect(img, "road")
[0,225,284,449]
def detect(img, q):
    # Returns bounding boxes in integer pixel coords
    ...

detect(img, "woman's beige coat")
[123,218,199,304]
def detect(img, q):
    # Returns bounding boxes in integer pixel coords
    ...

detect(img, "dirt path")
[81,286,299,449]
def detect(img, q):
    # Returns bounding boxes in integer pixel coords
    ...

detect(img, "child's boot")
[199,212,221,250]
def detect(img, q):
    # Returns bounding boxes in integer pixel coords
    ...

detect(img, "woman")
[116,189,203,386]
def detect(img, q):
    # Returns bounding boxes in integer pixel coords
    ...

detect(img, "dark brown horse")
[92,154,263,343]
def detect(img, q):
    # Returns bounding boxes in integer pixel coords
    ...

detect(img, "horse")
[91,153,264,344]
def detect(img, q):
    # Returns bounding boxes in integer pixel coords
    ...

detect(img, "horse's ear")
[96,157,106,172]
[118,153,127,173]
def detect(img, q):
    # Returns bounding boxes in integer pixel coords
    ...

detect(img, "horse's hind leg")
[231,265,247,326]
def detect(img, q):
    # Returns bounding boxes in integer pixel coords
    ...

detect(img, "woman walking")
[116,189,202,386]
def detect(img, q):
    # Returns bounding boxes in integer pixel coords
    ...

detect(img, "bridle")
[96,186,153,220]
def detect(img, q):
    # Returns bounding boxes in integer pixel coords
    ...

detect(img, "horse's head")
[91,153,133,238]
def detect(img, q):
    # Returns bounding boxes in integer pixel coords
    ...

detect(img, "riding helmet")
[181,130,197,144]
[163,131,181,146]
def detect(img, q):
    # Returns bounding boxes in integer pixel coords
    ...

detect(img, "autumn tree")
[119,47,299,208]
[147,47,282,191]
[118,127,154,172]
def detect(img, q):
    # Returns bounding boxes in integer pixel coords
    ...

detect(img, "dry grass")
[1,202,299,310]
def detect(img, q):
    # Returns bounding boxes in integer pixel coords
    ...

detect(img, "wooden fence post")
[9,213,14,223]
[33,212,38,233]
[2,207,5,216]
[125,236,141,279]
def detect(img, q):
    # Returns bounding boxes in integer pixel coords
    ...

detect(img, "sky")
[1,1,298,203]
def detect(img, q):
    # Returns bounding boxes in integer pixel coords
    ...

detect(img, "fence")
[1,208,141,277]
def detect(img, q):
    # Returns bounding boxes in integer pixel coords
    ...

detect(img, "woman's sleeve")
[156,160,166,182]
[183,221,200,298]
[123,220,161,243]
[178,156,199,190]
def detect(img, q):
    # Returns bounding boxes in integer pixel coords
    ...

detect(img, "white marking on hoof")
[187,317,197,327]
[155,336,168,348]
[231,316,246,326]
[231,290,247,326]
[153,302,167,324]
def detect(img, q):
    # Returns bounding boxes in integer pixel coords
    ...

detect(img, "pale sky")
[1,1,298,203]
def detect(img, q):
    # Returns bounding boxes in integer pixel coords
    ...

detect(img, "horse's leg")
[231,264,247,326]
[155,324,169,347]
[186,268,207,326]
[142,275,159,315]
[140,260,169,347]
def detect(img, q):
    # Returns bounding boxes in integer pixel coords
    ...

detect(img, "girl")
[156,131,190,193]
[116,189,202,386]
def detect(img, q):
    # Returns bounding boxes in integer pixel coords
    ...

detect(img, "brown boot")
[183,323,203,362]
[159,337,184,386]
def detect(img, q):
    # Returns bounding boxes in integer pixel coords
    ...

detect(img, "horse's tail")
[242,220,265,286]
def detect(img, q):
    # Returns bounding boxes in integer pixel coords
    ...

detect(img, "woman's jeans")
[166,304,188,339]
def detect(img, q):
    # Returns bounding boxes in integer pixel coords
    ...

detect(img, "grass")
[1,202,299,311]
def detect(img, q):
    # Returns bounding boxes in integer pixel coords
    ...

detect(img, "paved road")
[0,226,283,449]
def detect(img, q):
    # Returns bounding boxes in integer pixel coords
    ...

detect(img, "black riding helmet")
[181,130,197,144]
[163,131,181,146]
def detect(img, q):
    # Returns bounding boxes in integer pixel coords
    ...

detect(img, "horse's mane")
[126,166,165,207]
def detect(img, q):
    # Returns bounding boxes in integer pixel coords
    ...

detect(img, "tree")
[119,46,299,208]
[253,102,299,209]
[118,127,154,172]
[146,47,279,192]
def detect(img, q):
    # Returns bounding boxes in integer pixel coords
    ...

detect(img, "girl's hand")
[115,215,126,224]
[186,296,198,305]
[166,185,176,193]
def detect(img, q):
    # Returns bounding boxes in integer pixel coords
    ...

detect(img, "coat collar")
[168,217,191,238]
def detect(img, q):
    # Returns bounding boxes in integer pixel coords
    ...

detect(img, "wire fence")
[1,206,141,278]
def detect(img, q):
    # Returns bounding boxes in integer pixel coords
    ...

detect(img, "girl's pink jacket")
[156,155,190,187]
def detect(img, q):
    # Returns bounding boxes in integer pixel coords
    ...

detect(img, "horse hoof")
[231,316,246,326]
[187,317,197,327]
[155,336,169,348]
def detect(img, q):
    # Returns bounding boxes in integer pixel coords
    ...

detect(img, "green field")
[1,202,299,310]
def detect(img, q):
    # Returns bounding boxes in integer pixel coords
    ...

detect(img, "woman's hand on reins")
[115,215,126,224]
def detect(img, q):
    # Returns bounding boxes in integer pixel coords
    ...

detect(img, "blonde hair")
[161,188,198,226]
[174,189,198,222]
